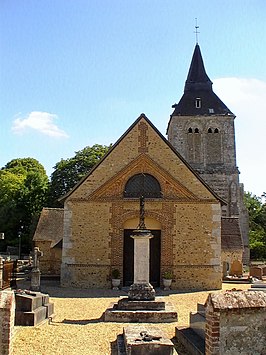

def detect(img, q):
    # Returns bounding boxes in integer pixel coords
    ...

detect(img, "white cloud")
[213,77,266,196]
[12,111,69,138]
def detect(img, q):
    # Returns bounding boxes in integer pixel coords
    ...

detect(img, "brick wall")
[0,291,15,355]
[205,290,266,355]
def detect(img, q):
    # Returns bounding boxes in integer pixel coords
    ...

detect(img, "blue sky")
[1,0,266,196]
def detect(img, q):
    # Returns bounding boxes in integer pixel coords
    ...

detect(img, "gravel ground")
[13,281,251,355]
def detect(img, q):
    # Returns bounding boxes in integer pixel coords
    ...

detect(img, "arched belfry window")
[124,173,162,198]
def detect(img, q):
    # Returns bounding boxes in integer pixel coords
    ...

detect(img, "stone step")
[117,297,165,310]
[104,301,177,323]
[189,312,206,339]
[251,283,266,288]
[196,303,205,314]
[248,288,266,293]
[175,326,205,355]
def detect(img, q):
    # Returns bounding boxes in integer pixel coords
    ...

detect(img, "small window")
[194,128,199,133]
[195,98,201,108]
[208,128,212,133]
[209,108,214,113]
[214,128,219,133]
[188,127,193,133]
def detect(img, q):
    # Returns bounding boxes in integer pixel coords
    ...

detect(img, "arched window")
[194,128,199,133]
[188,127,193,133]
[124,174,162,198]
[208,128,212,133]
[214,128,219,133]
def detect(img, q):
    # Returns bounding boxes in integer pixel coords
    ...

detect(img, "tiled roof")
[221,217,243,251]
[33,208,64,247]
[171,44,233,116]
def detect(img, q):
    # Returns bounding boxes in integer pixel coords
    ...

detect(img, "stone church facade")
[34,43,246,290]
[60,114,222,290]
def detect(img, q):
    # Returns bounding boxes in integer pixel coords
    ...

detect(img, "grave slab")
[123,325,174,355]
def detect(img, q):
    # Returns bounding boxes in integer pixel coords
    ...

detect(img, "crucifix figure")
[138,195,146,230]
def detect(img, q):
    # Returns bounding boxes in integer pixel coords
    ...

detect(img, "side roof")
[33,208,64,247]
[60,113,225,204]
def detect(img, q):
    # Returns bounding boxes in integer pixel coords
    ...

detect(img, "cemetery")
[1,210,266,354]
[1,30,265,355]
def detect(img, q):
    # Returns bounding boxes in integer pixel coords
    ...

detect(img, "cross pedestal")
[128,229,155,301]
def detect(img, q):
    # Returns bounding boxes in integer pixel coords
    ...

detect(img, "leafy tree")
[0,158,49,253]
[48,144,111,206]
[244,192,266,260]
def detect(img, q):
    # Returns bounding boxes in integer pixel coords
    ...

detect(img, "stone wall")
[0,291,15,355]
[168,113,249,264]
[205,290,266,355]
[37,241,62,276]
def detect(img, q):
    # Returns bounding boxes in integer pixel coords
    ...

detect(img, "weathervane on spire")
[194,18,200,44]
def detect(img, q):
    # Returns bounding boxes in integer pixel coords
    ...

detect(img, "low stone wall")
[0,291,15,355]
[205,290,266,355]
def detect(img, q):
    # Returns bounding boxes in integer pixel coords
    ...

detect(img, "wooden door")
[123,229,161,287]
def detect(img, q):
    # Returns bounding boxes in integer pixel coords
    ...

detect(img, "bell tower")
[167,44,249,263]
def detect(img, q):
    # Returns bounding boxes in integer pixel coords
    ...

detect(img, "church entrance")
[123,229,161,287]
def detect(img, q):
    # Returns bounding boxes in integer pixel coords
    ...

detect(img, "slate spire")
[184,44,212,92]
[171,44,233,116]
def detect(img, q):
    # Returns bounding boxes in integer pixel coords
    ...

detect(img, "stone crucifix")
[128,196,155,301]
[30,246,43,292]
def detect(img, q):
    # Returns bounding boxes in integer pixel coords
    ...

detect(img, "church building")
[34,43,246,290]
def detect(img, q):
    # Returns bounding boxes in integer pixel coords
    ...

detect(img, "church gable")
[66,114,219,203]
[88,154,198,201]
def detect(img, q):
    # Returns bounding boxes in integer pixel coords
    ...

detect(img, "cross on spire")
[194,18,200,44]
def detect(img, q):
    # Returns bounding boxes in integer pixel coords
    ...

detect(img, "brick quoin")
[0,291,15,355]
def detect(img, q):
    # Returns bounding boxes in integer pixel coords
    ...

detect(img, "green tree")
[244,192,266,260]
[0,158,49,253]
[48,144,111,206]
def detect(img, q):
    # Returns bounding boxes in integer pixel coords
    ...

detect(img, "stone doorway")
[123,229,161,287]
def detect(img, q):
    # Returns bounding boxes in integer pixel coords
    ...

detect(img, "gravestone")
[229,260,242,276]
[249,266,263,280]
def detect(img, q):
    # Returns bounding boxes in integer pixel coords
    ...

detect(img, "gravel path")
[13,281,251,355]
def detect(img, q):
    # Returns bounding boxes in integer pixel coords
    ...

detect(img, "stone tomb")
[117,325,175,355]
[15,291,54,326]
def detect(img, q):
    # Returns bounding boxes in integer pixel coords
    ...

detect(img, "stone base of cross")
[128,229,155,301]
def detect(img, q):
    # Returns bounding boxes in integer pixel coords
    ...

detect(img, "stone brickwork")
[168,113,249,264]
[0,291,15,355]
[36,241,62,275]
[205,290,266,355]
[61,116,222,290]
